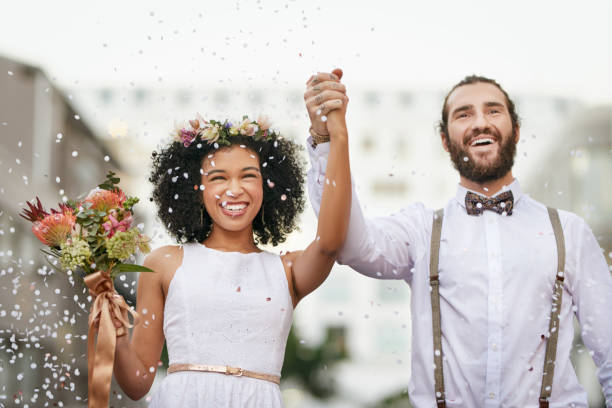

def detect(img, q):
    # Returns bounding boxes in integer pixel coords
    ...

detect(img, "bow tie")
[465,190,514,216]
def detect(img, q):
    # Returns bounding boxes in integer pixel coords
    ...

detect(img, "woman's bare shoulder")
[143,245,184,276]
[141,245,185,298]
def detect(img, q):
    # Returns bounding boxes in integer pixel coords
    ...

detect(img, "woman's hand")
[304,68,347,137]
[288,69,351,305]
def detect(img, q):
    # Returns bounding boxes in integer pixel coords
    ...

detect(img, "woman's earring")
[200,205,204,228]
[260,206,265,227]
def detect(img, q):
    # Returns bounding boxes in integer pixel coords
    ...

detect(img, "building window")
[365,91,380,107]
[398,91,412,107]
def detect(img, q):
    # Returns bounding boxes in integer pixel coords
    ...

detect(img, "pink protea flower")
[102,211,133,238]
[84,188,127,212]
[32,209,76,246]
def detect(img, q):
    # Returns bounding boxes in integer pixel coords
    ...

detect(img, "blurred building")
[525,105,611,408]
[69,83,609,407]
[0,55,128,407]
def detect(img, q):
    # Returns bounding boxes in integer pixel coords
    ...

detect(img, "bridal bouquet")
[21,171,151,277]
[20,171,152,408]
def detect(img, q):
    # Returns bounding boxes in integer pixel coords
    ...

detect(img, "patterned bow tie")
[465,190,514,216]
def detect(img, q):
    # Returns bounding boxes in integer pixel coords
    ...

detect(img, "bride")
[110,71,350,407]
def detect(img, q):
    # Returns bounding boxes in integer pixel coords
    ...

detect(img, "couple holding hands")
[111,69,612,407]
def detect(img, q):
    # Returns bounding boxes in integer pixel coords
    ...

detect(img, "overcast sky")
[1,0,610,104]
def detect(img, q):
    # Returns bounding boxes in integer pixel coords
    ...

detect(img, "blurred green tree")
[281,325,348,399]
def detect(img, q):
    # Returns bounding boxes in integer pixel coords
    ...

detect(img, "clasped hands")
[304,68,349,141]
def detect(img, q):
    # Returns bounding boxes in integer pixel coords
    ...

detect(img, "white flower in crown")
[229,123,240,135]
[257,115,272,131]
[201,123,221,143]
[170,120,187,142]
[237,118,257,136]
[189,113,207,131]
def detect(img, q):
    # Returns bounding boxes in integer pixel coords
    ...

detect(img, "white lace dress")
[149,243,293,407]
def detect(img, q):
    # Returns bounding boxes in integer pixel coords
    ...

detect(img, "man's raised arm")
[304,70,427,281]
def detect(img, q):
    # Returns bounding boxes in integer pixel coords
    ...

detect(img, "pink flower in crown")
[257,115,272,131]
[180,129,197,147]
[102,211,133,238]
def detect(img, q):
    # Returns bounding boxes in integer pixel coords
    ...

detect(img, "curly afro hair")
[150,133,305,246]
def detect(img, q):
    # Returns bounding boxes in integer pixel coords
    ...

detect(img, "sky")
[0,0,610,104]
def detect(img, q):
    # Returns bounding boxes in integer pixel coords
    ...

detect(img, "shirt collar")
[455,178,523,210]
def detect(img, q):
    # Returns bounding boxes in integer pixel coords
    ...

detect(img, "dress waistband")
[167,363,280,385]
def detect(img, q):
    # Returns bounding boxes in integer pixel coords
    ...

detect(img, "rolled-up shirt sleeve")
[566,213,612,402]
[307,137,428,281]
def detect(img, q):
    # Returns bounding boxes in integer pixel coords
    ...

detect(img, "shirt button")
[489,392,495,399]
[492,343,498,351]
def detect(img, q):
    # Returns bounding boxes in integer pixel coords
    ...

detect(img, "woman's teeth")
[222,203,247,211]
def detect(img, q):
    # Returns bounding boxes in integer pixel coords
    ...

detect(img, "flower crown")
[171,114,276,147]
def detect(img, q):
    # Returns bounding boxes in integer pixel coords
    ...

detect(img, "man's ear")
[514,125,520,144]
[441,132,450,152]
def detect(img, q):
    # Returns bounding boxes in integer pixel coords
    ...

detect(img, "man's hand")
[304,68,347,136]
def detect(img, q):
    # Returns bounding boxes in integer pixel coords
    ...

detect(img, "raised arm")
[283,69,351,305]
[304,72,424,282]
[112,246,181,400]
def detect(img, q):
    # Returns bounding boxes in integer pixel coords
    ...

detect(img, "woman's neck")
[203,225,260,253]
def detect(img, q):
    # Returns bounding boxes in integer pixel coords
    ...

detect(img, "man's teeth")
[471,138,495,146]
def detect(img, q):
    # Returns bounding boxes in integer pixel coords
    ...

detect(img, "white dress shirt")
[307,139,612,408]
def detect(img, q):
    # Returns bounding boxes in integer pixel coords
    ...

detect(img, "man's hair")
[438,75,520,140]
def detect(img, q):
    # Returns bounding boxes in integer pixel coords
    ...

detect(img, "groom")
[304,71,612,407]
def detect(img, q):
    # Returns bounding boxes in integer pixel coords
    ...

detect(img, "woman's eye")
[243,174,257,178]
[210,176,225,181]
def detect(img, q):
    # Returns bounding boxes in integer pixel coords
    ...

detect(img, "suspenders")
[430,209,446,408]
[429,207,566,408]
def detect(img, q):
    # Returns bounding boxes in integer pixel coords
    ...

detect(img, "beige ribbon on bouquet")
[84,271,139,408]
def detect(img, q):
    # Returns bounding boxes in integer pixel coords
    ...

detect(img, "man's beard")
[447,128,517,184]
